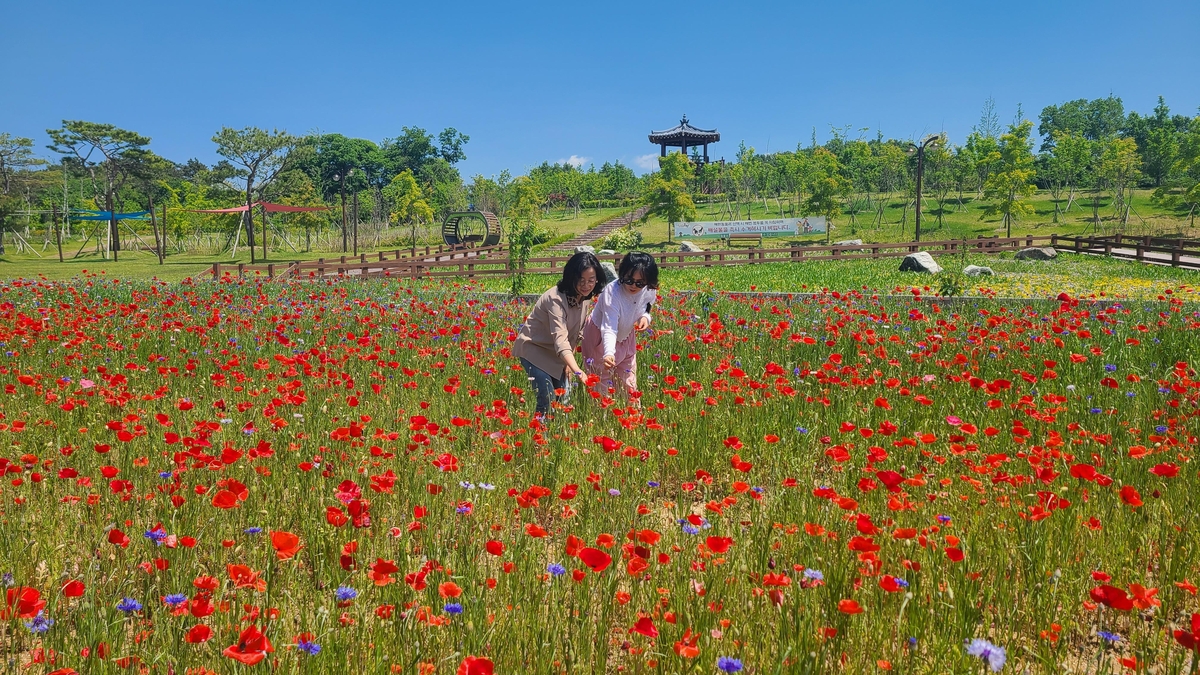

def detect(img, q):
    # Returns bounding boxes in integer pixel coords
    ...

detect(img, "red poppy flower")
[485,540,505,556]
[706,536,734,554]
[222,624,273,665]
[579,547,612,573]
[629,616,658,637]
[185,624,213,644]
[837,599,864,614]
[270,531,301,560]
[1089,585,1134,611]
[1,587,45,619]
[1119,485,1143,507]
[457,656,495,675]
[211,490,239,509]
[61,580,85,597]
[1174,613,1200,651]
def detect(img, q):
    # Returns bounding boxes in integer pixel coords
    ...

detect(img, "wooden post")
[148,195,163,265]
[237,263,245,279]
[53,205,63,262]
[212,262,220,279]
[317,258,325,277]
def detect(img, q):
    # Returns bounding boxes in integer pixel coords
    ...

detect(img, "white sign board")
[674,216,826,238]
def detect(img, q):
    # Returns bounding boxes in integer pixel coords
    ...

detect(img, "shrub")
[602,226,643,251]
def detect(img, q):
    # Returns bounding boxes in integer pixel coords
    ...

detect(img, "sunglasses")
[619,278,648,288]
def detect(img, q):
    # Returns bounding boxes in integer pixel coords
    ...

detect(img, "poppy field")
[2,274,1200,675]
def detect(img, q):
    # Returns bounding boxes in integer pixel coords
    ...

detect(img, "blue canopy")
[71,210,150,221]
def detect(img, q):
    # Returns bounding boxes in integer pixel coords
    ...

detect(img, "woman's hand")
[574,369,589,385]
[603,354,616,369]
[635,316,650,331]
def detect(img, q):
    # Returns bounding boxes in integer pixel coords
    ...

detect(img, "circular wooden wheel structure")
[442,210,502,247]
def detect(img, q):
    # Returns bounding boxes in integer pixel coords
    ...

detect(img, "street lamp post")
[907,134,944,244]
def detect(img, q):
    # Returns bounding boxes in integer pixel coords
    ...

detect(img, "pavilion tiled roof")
[648,116,720,144]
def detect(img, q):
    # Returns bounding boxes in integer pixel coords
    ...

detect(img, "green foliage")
[641,154,696,239]
[383,170,433,226]
[936,272,967,297]
[981,121,1037,235]
[601,225,643,250]
[802,148,851,228]
[0,134,44,194]
[506,177,543,296]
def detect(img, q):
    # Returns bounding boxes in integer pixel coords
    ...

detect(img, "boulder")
[600,261,618,285]
[679,240,704,252]
[1015,247,1058,261]
[833,239,864,249]
[573,245,596,255]
[963,265,994,277]
[598,249,616,255]
[898,251,942,274]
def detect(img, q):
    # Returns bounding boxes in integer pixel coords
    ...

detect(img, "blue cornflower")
[116,597,143,613]
[803,569,824,581]
[164,593,188,606]
[1155,425,1168,433]
[1090,408,1102,414]
[894,578,910,588]
[459,481,475,490]
[907,637,918,647]
[335,586,358,602]
[1159,387,1171,393]
[1098,631,1121,643]
[456,503,473,514]
[443,602,464,614]
[647,481,660,488]
[937,515,952,524]
[608,488,621,496]
[296,637,321,655]
[24,611,53,633]
[965,638,1006,672]
[717,656,743,673]
[158,471,173,480]
[796,427,809,434]
[244,527,263,535]
[479,483,495,490]
[1126,391,1136,397]
[547,563,567,577]
[1104,364,1117,372]
[144,529,168,544]
[681,524,699,535]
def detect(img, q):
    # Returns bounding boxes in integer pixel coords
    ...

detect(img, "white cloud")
[633,153,660,171]
[557,155,589,168]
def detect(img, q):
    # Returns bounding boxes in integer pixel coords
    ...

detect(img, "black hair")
[618,251,659,290]
[557,251,605,301]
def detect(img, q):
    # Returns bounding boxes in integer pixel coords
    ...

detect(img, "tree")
[802,148,851,243]
[382,127,438,176]
[981,120,1036,237]
[47,121,150,258]
[437,128,470,164]
[1152,114,1200,227]
[212,126,294,262]
[506,176,543,296]
[383,169,434,254]
[0,134,43,195]
[1097,137,1141,226]
[420,158,467,220]
[1041,131,1092,221]
[312,134,375,253]
[963,132,1001,199]
[641,153,696,243]
[1125,97,1179,187]
[1038,96,1125,149]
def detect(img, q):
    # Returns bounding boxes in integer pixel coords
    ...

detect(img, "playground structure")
[441,210,502,247]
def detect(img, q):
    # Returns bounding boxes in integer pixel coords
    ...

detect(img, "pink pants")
[582,319,638,397]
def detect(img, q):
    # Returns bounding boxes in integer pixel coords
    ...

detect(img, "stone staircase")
[551,206,650,251]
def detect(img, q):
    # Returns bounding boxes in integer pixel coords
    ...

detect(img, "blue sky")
[2,0,1197,177]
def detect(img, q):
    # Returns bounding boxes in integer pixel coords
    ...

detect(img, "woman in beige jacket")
[511,251,606,416]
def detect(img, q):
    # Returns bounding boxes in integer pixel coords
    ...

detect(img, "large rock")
[679,240,704,252]
[898,251,942,274]
[1015,247,1058,261]
[963,265,994,277]
[833,239,864,249]
[597,249,616,255]
[573,245,596,255]
[600,261,618,284]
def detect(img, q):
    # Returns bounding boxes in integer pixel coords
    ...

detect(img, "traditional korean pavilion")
[648,115,720,163]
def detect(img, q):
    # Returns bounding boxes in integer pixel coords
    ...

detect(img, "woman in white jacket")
[581,252,658,402]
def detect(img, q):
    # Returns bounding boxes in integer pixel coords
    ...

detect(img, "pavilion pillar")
[660,144,666,157]
[703,144,709,163]
[682,143,688,158]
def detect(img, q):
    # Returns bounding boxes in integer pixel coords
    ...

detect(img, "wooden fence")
[209,233,1200,282]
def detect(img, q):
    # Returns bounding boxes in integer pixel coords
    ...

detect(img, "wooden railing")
[208,233,1200,282]
[1051,234,1200,270]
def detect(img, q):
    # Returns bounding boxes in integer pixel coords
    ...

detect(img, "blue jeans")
[520,358,567,415]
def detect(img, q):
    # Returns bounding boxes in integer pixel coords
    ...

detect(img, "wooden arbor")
[649,115,720,164]
[442,210,502,247]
